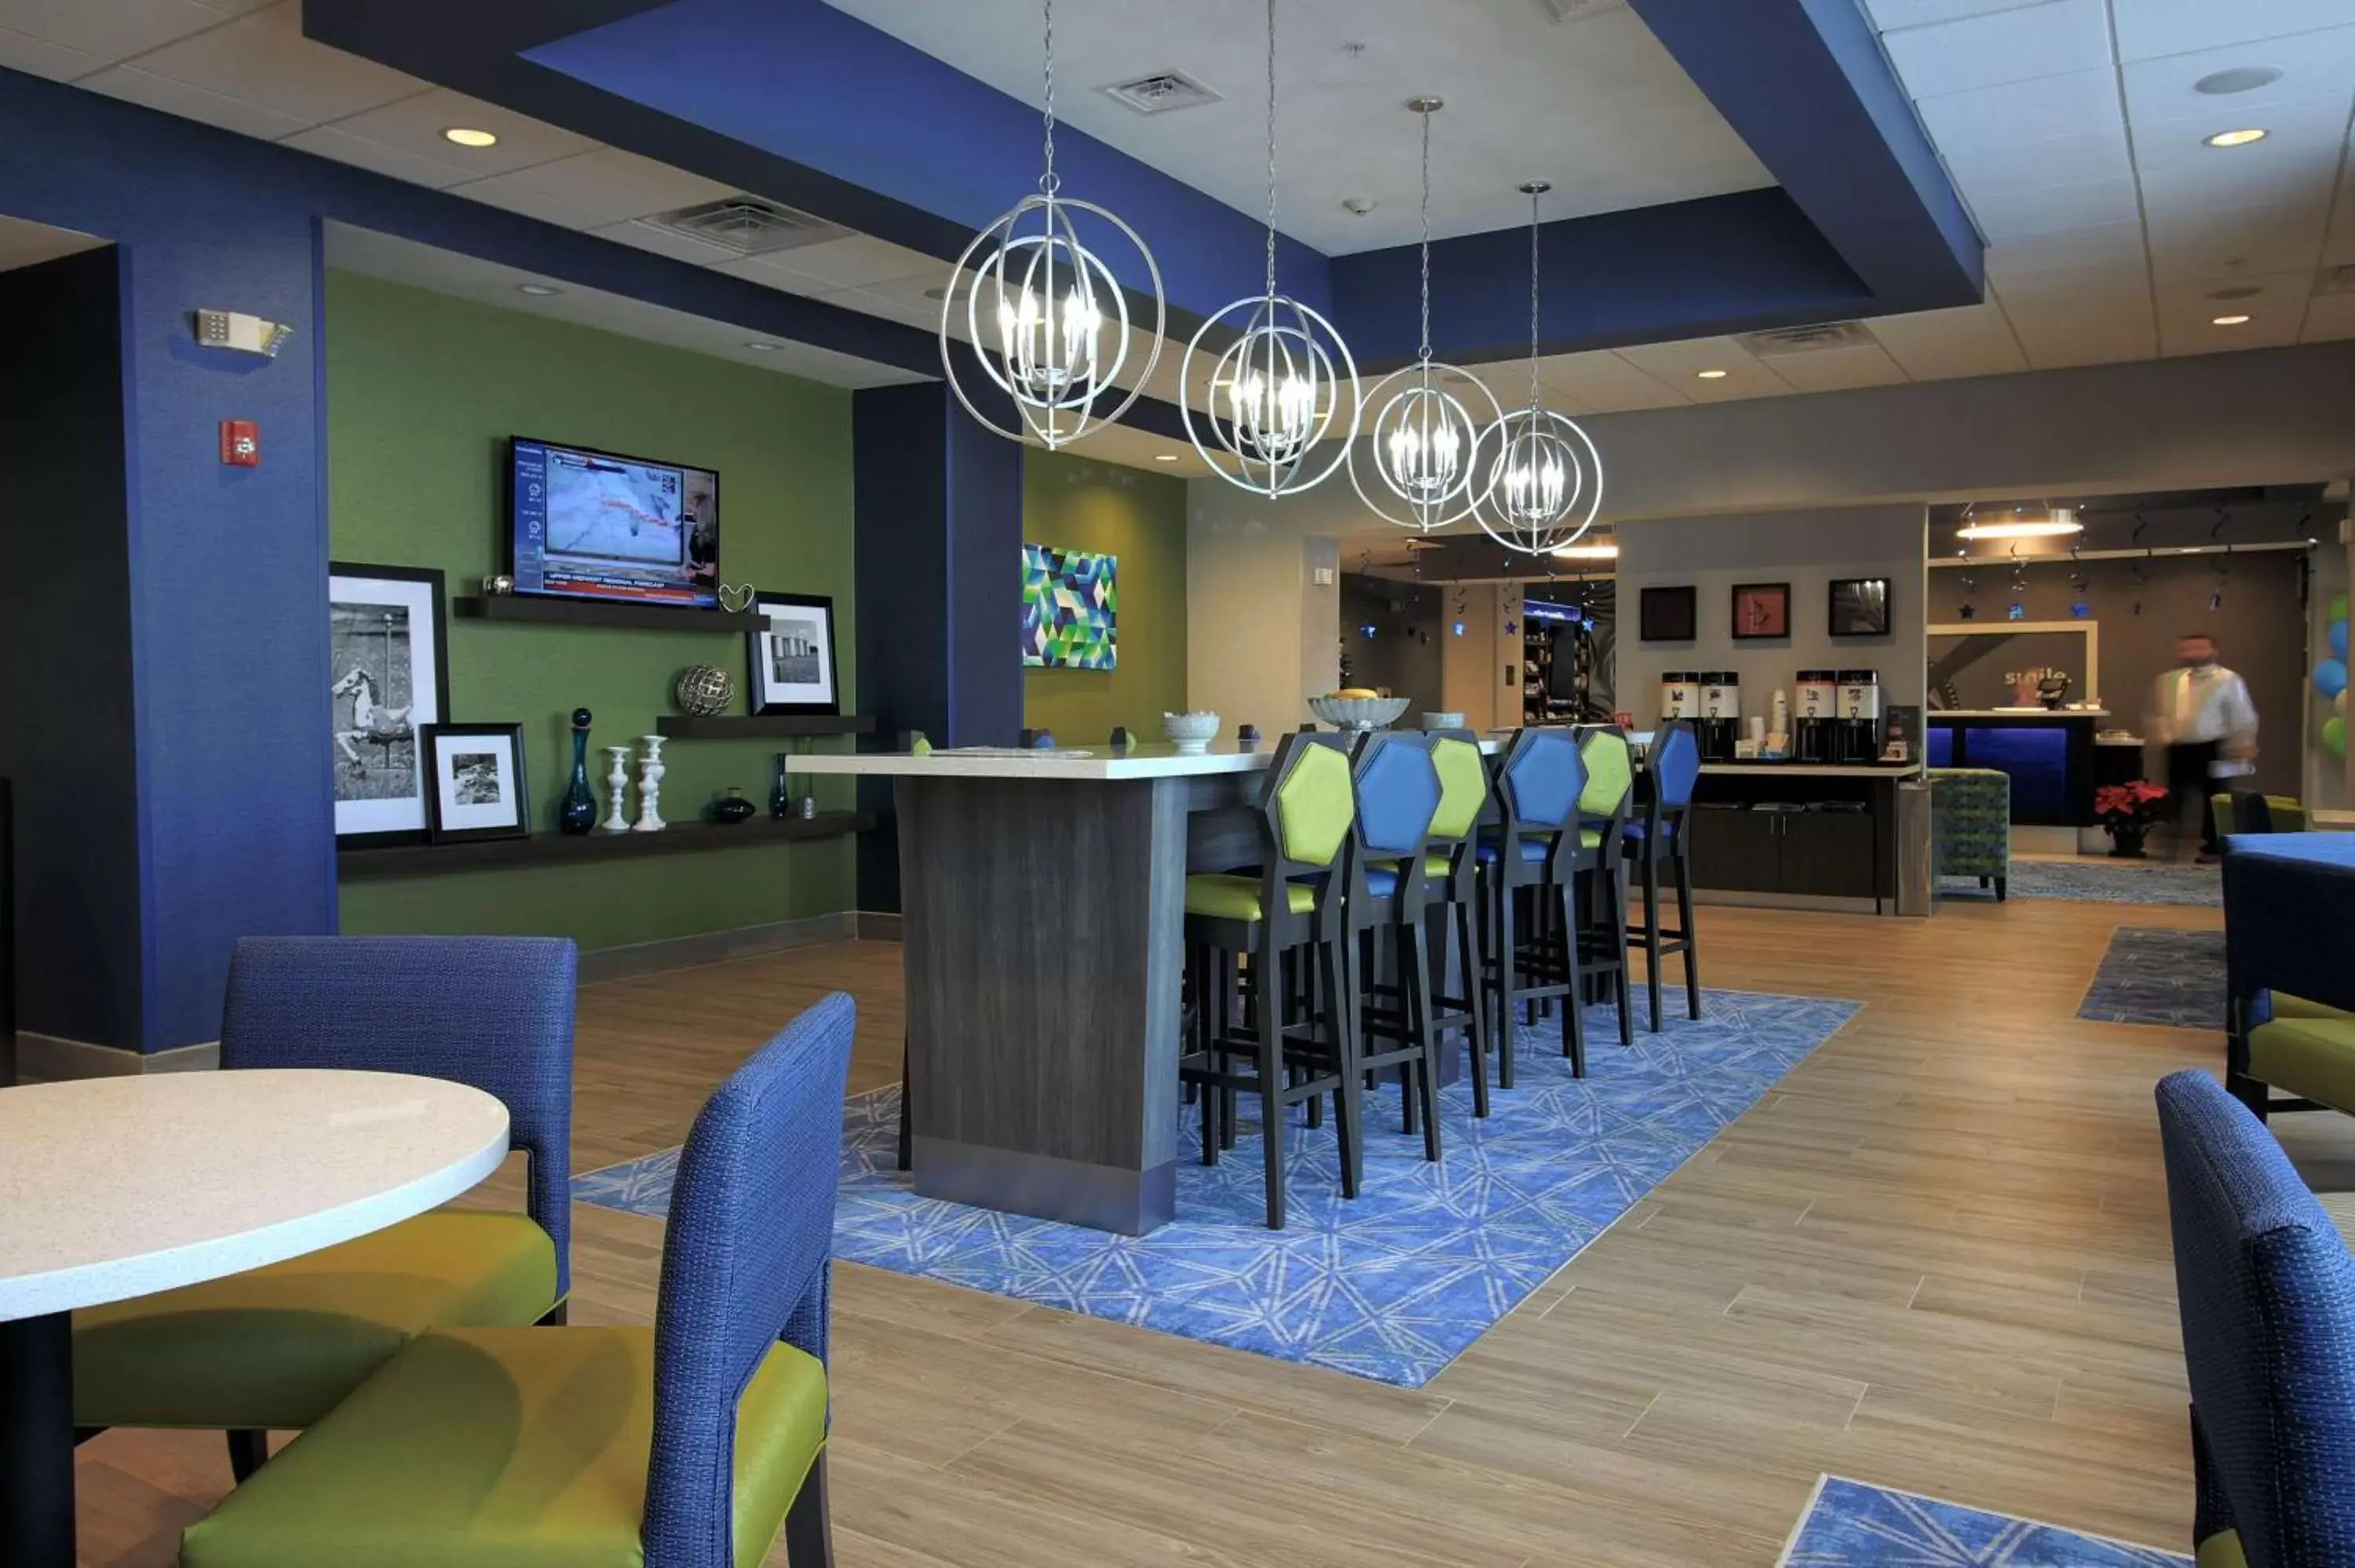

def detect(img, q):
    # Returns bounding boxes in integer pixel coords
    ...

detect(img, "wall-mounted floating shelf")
[455,596,765,633]
[655,713,876,740]
[338,811,872,880]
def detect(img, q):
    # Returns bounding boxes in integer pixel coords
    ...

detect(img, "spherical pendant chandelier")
[939,0,1163,448]
[1471,181,1604,552]
[1180,0,1360,497]
[1348,98,1501,531]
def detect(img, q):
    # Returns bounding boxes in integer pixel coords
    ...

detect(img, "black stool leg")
[227,1428,269,1482]
[1323,935,1363,1199]
[1606,866,1633,1048]
[1641,848,1664,1033]
[1494,874,1519,1088]
[1454,895,1492,1118]
[1405,917,1442,1161]
[783,1449,836,1567]
[1674,844,1701,1021]
[1555,879,1586,1078]
[1254,933,1287,1230]
[894,1031,914,1172]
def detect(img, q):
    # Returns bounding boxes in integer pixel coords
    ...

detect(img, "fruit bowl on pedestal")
[1308,693,1411,732]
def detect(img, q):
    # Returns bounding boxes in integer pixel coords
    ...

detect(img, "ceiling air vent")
[1736,321,1878,357]
[1100,69,1221,115]
[634,195,848,257]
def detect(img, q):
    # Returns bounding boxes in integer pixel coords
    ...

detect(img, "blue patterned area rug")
[2003,859,2221,907]
[2077,926,2225,1030]
[573,987,1857,1387]
[1780,1476,2189,1566]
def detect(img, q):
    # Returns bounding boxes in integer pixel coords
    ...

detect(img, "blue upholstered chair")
[1625,720,1701,1031]
[1478,727,1590,1081]
[179,990,856,1568]
[1344,731,1446,1160]
[75,935,575,1481]
[2156,1069,2355,1568]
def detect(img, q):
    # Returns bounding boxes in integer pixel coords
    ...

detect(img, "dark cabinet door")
[1685,808,1780,893]
[1779,811,1878,898]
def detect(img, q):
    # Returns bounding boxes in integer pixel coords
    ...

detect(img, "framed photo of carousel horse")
[327,562,449,844]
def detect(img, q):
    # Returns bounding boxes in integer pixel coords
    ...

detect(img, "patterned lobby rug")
[2001,859,2222,907]
[1779,1475,2189,1566]
[2077,926,2225,1030]
[573,987,1857,1387]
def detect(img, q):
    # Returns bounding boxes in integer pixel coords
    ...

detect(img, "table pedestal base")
[2,1310,74,1566]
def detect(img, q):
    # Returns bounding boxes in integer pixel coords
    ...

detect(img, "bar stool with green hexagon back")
[1477,727,1590,1083]
[1180,731,1364,1230]
[1341,730,1446,1162]
[1416,727,1500,1117]
[1573,725,1638,1050]
[1625,720,1702,1030]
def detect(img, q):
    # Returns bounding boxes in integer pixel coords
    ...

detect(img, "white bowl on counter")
[1308,695,1412,732]
[1163,711,1221,754]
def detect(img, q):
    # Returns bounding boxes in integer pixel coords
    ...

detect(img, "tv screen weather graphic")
[509,438,719,606]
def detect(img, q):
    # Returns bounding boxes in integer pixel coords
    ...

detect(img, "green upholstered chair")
[2213,792,2306,839]
[1927,766,2010,900]
[1181,731,1362,1229]
[177,991,856,1568]
[2239,999,2355,1120]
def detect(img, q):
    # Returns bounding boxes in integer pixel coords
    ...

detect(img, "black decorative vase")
[770,751,791,819]
[558,708,597,835]
[711,787,756,824]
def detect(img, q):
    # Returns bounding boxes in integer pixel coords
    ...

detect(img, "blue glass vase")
[559,708,597,835]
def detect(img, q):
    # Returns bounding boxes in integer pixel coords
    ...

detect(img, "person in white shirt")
[2147,632,2258,861]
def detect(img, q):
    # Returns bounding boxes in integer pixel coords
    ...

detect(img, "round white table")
[0,1069,510,1566]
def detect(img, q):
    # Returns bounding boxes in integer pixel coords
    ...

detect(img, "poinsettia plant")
[2093,780,2169,826]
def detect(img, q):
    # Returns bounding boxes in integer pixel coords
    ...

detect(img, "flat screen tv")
[508,436,719,607]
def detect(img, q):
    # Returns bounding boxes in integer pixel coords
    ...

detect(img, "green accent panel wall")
[326,270,857,950]
[1020,450,1187,741]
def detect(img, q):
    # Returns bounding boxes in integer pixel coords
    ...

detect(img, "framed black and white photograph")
[421,723,530,844]
[1829,577,1893,636]
[747,591,839,716]
[329,563,449,844]
[1638,585,1697,643]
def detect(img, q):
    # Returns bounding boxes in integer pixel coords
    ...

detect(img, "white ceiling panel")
[746,234,940,291]
[2154,268,2311,355]
[78,62,309,139]
[0,24,103,80]
[1879,0,2112,98]
[1987,257,2152,308]
[447,148,734,232]
[0,213,105,272]
[316,88,601,181]
[122,2,420,126]
[2134,137,2350,218]
[1865,301,2032,380]
[1982,220,2149,275]
[2302,290,2355,340]
[708,253,844,299]
[1865,0,2057,29]
[2120,26,2355,123]
[1915,67,2126,151]
[586,219,743,267]
[2133,91,2355,173]
[1754,340,1912,393]
[2112,0,2355,62]
[2145,199,2329,281]
[278,124,476,188]
[0,0,236,62]
[2005,311,2160,367]
[1940,129,2136,193]
[1527,350,1689,412]
[1967,174,2144,239]
[1608,336,1790,399]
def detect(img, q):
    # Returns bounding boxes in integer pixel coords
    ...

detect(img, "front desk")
[1925,709,2115,826]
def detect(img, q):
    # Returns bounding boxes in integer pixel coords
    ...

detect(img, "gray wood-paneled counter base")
[797,741,1494,1235]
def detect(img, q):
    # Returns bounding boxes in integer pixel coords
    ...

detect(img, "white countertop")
[1700,762,1922,778]
[1930,708,2110,719]
[0,1069,509,1320]
[796,737,1497,781]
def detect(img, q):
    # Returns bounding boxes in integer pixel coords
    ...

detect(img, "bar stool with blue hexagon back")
[1180,731,1363,1230]
[1342,730,1446,1162]
[1477,727,1590,1083]
[1626,720,1702,1030]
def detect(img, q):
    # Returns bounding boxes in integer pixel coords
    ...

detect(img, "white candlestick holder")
[633,735,667,832]
[602,746,631,832]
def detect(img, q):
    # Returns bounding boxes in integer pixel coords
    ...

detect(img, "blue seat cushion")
[1477,833,1552,866]
[1364,865,1399,898]
[1621,818,1678,842]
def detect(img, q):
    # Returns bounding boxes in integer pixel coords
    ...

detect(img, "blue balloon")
[2333,618,2349,660]
[2317,658,2349,699]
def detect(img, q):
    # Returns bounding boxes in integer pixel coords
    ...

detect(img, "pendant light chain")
[1039,0,1057,195]
[1263,0,1279,298]
[1525,188,1542,410]
[1417,109,1433,363]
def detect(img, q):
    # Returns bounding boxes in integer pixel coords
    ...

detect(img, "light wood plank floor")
[79,895,2335,1566]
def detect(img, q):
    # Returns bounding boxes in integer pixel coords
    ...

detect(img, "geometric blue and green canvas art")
[574,987,1857,1387]
[1779,1476,2189,1566]
[1021,542,1116,669]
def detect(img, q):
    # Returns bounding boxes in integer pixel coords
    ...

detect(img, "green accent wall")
[327,270,858,950]
[1020,450,1188,742]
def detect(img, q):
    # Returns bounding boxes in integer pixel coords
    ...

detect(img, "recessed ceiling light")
[2203,128,2269,148]
[2195,66,2283,95]
[1153,453,1179,461]
[442,127,499,148]
[2212,313,2253,326]
[743,341,783,352]
[1550,542,1619,560]
[1696,368,1729,380]
[515,283,561,297]
[1957,507,2083,541]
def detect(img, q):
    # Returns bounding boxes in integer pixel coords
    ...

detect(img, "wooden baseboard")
[12,1031,220,1084]
[578,910,861,984]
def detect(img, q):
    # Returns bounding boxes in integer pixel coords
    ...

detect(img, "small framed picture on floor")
[421,723,530,844]
[747,592,840,716]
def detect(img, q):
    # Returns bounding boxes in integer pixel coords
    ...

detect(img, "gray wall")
[1616,506,1928,732]
[1339,573,1445,724]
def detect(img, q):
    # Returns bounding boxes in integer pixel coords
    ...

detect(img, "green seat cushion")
[2197,1527,2247,1568]
[76,1211,557,1430]
[1184,873,1315,923]
[1578,826,1603,850]
[2248,1017,2355,1117]
[2273,993,2353,1023]
[179,1324,824,1568]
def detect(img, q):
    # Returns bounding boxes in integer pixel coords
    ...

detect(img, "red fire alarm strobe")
[219,420,259,466]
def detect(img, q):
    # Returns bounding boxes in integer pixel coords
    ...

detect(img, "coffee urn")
[1659,670,1700,727]
[1696,671,1742,761]
[1794,669,1838,764]
[1835,669,1882,763]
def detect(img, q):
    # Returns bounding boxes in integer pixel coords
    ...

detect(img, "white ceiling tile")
[447,148,734,231]
[2131,90,2355,175]
[2302,291,2355,340]
[0,213,104,272]
[1866,0,2057,29]
[2325,230,2355,268]
[2134,133,2350,217]
[750,234,942,290]
[0,21,100,78]
[279,125,474,188]
[2120,25,2355,122]
[707,253,840,298]
[2113,0,2355,62]
[0,0,229,61]
[78,62,309,140]
[1983,221,2149,275]
[821,286,936,330]
[586,221,744,267]
[1755,341,1912,393]
[1526,350,1688,412]
[1882,0,2112,98]
[1941,129,2135,195]
[2153,265,2313,352]
[2007,312,2160,367]
[1915,70,2125,153]
[1988,258,2154,307]
[1867,301,2032,380]
[1969,174,2144,239]
[314,88,601,181]
[1608,337,1790,399]
[2145,199,2328,280]
[120,1,422,126]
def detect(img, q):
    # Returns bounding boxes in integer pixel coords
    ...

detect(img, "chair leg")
[783,1449,837,1568]
[1641,851,1664,1033]
[1494,876,1519,1088]
[1605,866,1634,1048]
[1556,880,1586,1078]
[226,1428,269,1484]
[1674,847,1701,1022]
[1254,933,1287,1231]
[1406,919,1442,1162]
[894,1032,913,1172]
[1323,934,1363,1200]
[1455,898,1492,1119]
[1995,875,2007,903]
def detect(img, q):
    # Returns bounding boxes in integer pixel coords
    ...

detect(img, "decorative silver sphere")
[672,665,735,717]
[1181,291,1361,497]
[1470,404,1605,554]
[1350,363,1501,531]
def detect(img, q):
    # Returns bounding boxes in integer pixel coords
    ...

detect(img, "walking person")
[2146,632,2258,862]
